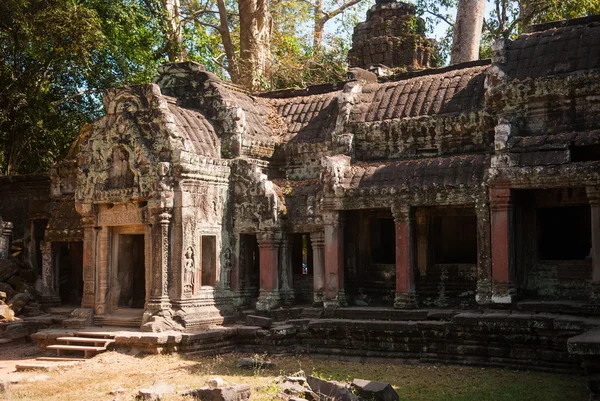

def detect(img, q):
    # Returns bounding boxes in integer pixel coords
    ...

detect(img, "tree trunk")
[162,0,186,62]
[215,0,239,82]
[313,0,324,49]
[238,0,272,90]
[450,0,485,64]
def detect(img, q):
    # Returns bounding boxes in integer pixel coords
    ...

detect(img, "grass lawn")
[3,349,587,401]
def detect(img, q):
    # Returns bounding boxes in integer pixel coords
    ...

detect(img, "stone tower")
[347,0,438,71]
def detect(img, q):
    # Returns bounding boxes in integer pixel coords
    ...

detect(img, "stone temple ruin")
[5,1,600,397]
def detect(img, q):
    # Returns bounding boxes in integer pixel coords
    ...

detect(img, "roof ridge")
[524,14,600,34]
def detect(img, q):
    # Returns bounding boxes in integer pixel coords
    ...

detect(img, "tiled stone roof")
[168,103,220,156]
[267,92,339,141]
[350,64,488,123]
[505,15,600,80]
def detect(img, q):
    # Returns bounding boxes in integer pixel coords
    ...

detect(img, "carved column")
[393,205,417,308]
[279,234,295,306]
[95,226,110,314]
[256,232,281,311]
[323,211,346,307]
[311,230,325,306]
[147,210,173,311]
[475,200,493,304]
[80,217,97,309]
[0,221,12,259]
[588,188,600,296]
[490,187,515,304]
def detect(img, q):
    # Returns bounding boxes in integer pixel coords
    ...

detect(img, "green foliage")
[0,0,105,174]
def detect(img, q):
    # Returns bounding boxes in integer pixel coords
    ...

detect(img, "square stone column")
[0,221,12,259]
[323,211,346,307]
[95,226,110,315]
[393,205,417,308]
[279,234,295,306]
[475,201,493,304]
[490,187,515,304]
[80,218,97,309]
[146,210,173,312]
[587,188,600,302]
[256,232,281,311]
[40,241,60,306]
[310,230,325,306]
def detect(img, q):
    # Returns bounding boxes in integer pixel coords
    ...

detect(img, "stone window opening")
[201,235,217,287]
[537,205,591,261]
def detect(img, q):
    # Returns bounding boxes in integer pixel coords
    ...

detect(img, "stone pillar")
[95,226,110,314]
[311,230,325,306]
[490,187,515,304]
[40,241,59,306]
[393,206,417,308]
[475,201,493,304]
[323,211,346,307]
[256,232,281,311]
[146,210,173,312]
[81,218,97,309]
[588,188,600,302]
[0,221,12,259]
[278,234,295,306]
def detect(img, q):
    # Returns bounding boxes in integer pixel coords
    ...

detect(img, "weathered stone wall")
[0,175,50,240]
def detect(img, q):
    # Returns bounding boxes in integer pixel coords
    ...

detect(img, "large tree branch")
[424,9,454,27]
[318,0,363,23]
[215,0,238,79]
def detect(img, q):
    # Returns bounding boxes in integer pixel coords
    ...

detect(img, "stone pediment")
[75,84,221,204]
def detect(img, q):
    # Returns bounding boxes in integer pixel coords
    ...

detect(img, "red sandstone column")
[587,187,600,284]
[80,216,97,309]
[256,232,281,311]
[96,226,110,314]
[323,211,346,307]
[490,187,515,304]
[393,206,417,308]
[310,230,325,306]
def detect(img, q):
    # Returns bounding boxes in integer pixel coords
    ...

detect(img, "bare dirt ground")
[0,342,589,401]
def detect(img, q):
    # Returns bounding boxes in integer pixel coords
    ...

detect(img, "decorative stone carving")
[183,246,196,295]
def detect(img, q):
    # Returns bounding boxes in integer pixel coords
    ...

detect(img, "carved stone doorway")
[111,227,146,311]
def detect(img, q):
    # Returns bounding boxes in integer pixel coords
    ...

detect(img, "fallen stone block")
[245,315,273,328]
[307,376,359,401]
[183,384,251,401]
[209,377,226,388]
[4,322,32,339]
[8,293,30,314]
[0,379,9,393]
[138,380,175,400]
[236,357,276,370]
[351,379,399,401]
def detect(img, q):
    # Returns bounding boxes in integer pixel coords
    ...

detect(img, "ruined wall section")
[487,17,600,139]
[349,64,494,161]
[347,0,438,71]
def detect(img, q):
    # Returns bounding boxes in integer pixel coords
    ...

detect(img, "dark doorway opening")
[344,209,396,305]
[538,206,591,260]
[239,234,260,303]
[292,233,313,303]
[117,234,145,309]
[416,209,478,307]
[54,242,83,306]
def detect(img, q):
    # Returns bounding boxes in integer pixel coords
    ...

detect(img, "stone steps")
[40,331,117,359]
